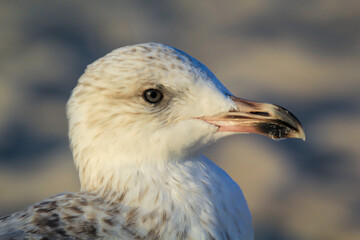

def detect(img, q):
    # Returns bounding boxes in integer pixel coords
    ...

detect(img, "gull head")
[67,42,304,190]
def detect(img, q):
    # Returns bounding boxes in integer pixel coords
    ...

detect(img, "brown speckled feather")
[0,192,143,240]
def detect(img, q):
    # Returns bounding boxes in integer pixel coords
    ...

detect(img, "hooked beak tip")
[297,125,306,141]
[201,96,306,142]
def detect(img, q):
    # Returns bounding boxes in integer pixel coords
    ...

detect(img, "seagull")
[0,42,305,240]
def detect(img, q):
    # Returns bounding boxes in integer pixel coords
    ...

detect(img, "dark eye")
[143,89,163,104]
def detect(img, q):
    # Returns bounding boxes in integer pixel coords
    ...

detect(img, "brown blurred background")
[0,1,359,239]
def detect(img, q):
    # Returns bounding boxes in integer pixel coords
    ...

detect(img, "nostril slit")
[250,111,270,117]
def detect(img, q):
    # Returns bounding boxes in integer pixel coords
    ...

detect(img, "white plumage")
[0,42,304,239]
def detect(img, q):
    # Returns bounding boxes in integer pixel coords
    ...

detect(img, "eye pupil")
[143,89,163,103]
[150,91,157,98]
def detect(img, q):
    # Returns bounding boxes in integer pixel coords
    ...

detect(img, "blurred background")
[0,0,359,239]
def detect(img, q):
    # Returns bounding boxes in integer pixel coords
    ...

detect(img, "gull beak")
[201,96,305,141]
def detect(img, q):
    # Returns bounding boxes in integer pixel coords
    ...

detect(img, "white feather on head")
[67,42,236,192]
